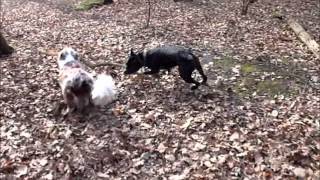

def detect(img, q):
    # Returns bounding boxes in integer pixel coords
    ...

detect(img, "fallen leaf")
[193,142,206,151]
[157,142,167,153]
[15,165,28,177]
[229,132,240,141]
[181,117,193,130]
[165,154,176,162]
[293,167,306,178]
[271,110,279,117]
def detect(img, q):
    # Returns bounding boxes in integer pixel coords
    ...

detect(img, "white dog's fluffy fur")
[57,47,117,114]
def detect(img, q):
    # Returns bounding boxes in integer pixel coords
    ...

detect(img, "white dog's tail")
[91,74,117,106]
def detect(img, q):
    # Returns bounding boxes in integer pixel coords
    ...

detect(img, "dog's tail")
[91,74,117,106]
[191,53,208,84]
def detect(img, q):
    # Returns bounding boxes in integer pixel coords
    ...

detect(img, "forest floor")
[1,0,319,179]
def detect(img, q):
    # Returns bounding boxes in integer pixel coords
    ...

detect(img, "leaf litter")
[0,0,319,179]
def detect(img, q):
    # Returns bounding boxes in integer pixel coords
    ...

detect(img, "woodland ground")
[0,0,319,179]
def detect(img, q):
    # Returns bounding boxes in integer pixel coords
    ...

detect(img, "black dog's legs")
[193,55,208,84]
[197,65,207,85]
[178,67,200,90]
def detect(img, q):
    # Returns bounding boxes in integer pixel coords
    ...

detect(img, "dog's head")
[124,49,144,75]
[57,47,79,69]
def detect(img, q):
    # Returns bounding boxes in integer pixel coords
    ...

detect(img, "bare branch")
[0,0,3,29]
[81,59,124,69]
[92,62,125,68]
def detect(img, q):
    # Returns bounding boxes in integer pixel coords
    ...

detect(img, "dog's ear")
[130,49,135,56]
[59,52,66,60]
[73,53,79,60]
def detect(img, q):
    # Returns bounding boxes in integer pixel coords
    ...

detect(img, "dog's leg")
[178,67,200,90]
[193,56,208,85]
[62,106,74,117]
[62,88,75,116]
[76,94,92,115]
[144,69,161,80]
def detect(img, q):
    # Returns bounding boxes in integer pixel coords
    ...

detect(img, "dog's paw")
[52,102,65,117]
[61,109,69,117]
[191,86,198,90]
[61,107,75,117]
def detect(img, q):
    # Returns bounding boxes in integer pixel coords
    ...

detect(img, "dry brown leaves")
[0,0,319,179]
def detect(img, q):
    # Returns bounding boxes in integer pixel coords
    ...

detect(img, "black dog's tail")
[190,53,207,84]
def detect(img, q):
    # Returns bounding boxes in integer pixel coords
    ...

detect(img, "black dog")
[124,46,207,90]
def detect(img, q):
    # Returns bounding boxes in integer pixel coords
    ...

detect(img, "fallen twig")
[286,18,320,59]
[274,15,320,59]
[94,62,125,67]
[81,60,124,68]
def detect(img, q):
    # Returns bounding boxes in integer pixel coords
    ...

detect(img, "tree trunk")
[241,0,257,15]
[0,32,14,55]
[145,0,151,28]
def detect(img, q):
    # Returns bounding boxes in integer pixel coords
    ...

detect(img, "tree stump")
[0,32,14,56]
[104,0,113,4]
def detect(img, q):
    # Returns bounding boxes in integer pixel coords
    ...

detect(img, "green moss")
[75,0,104,11]
[211,54,305,98]
[235,78,295,97]
[240,64,257,74]
[215,56,237,71]
[234,77,257,96]
[281,57,291,65]
[271,12,284,19]
[256,80,288,96]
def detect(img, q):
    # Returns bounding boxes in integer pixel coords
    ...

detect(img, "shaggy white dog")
[57,47,117,115]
